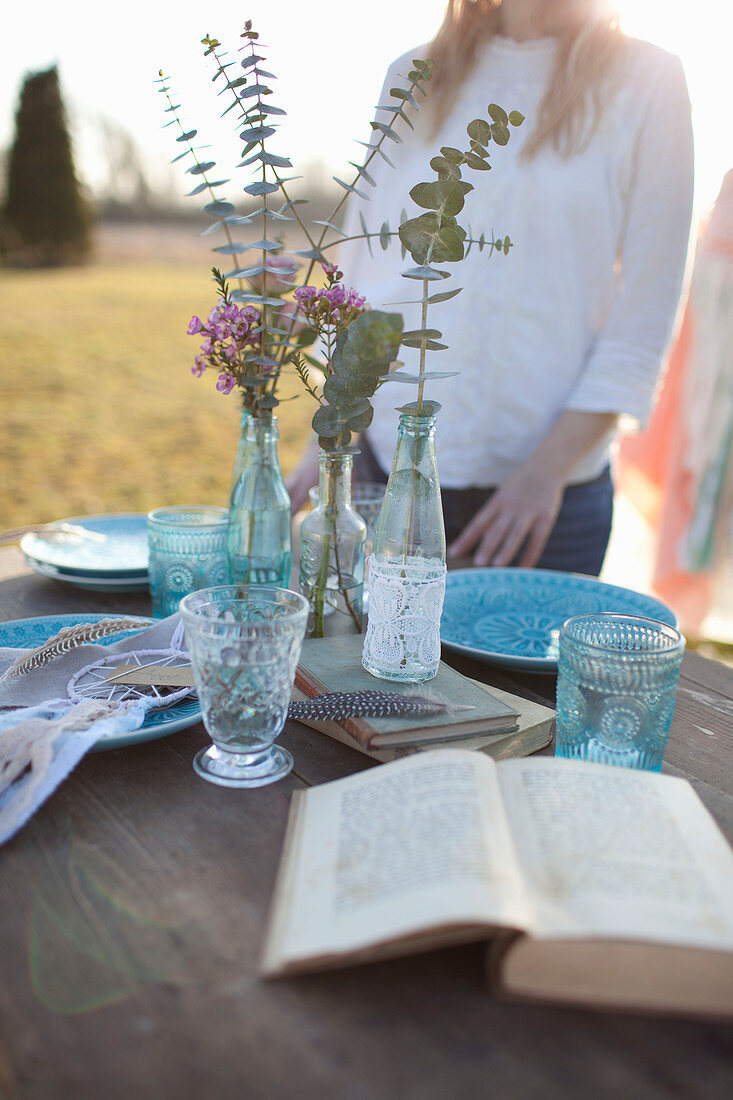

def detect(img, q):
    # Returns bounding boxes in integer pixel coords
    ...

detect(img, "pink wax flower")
[187,315,203,335]
[216,372,235,394]
[191,356,206,377]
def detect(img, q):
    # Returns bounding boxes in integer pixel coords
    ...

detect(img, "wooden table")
[1,548,731,1100]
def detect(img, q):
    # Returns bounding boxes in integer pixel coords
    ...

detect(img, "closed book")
[294,635,520,751]
[290,680,553,763]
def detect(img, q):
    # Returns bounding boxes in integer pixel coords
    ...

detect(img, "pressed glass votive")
[180,585,308,788]
[147,506,229,618]
[555,613,685,771]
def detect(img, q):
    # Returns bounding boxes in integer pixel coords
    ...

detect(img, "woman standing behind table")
[287,0,694,576]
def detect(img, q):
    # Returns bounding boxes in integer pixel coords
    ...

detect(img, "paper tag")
[102,664,195,687]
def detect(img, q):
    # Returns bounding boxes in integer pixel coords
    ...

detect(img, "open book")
[262,751,733,1019]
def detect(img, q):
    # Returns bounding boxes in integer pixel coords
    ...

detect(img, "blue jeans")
[354,438,614,577]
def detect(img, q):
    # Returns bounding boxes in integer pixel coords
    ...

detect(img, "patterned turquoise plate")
[0,614,201,751]
[440,568,678,672]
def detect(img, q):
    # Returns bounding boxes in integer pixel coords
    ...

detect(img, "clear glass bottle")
[227,413,292,586]
[362,410,446,682]
[299,450,366,638]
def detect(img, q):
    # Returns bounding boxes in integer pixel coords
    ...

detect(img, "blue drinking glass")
[555,613,685,771]
[147,506,229,618]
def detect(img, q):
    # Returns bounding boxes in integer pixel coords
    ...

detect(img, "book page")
[496,757,733,952]
[265,750,530,972]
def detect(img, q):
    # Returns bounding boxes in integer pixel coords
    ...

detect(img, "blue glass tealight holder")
[555,613,685,772]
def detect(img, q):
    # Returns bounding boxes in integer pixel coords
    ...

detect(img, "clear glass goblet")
[180,585,309,788]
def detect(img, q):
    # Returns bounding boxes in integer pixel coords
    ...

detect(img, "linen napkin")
[0,614,190,846]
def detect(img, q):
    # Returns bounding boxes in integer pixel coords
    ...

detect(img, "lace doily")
[362,555,447,681]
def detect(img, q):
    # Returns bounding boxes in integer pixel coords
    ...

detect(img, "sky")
[1,0,731,217]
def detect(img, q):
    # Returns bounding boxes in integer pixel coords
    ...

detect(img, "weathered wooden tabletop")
[0,548,731,1100]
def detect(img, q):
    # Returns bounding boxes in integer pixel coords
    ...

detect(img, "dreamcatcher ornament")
[66,620,195,709]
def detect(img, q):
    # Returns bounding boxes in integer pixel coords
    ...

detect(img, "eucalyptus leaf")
[430,156,461,180]
[177,130,198,142]
[508,110,525,126]
[490,123,510,146]
[240,54,265,69]
[258,395,279,409]
[188,161,216,175]
[370,121,402,143]
[395,400,442,416]
[204,200,235,216]
[333,177,368,200]
[488,103,509,125]
[465,153,491,171]
[401,265,451,281]
[345,407,374,433]
[239,125,276,142]
[467,118,492,145]
[426,287,463,304]
[240,83,269,98]
[312,405,344,437]
[409,179,466,216]
[379,222,391,250]
[243,180,280,196]
[260,152,292,167]
[399,212,464,264]
[259,103,286,116]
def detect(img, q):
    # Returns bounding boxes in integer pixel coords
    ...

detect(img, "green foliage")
[0,66,93,267]
[384,102,524,413]
[158,24,435,426]
[296,310,403,451]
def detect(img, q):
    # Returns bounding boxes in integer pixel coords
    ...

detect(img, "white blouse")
[338,34,694,488]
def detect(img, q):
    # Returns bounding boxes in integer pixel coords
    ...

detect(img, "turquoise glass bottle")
[227,413,292,586]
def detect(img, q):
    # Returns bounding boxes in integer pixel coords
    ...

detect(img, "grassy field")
[0,254,311,531]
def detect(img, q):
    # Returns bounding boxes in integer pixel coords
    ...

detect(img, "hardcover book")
[294,635,520,750]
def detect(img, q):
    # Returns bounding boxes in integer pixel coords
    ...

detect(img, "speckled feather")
[288,689,455,722]
[2,618,153,680]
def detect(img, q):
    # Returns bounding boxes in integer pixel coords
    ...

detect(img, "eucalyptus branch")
[156,72,246,294]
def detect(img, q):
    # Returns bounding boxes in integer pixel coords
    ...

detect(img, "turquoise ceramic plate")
[440,568,678,672]
[0,614,201,751]
[20,513,149,577]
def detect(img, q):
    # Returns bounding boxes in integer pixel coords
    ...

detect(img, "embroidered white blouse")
[338,34,694,488]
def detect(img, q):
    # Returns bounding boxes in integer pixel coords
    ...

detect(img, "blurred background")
[1,0,732,651]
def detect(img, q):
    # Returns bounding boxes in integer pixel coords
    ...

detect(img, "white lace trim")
[362,555,446,680]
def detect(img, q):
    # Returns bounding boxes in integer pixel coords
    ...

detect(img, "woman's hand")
[447,410,618,567]
[448,463,564,568]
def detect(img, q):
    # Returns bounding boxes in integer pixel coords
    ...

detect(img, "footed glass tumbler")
[180,585,308,788]
[555,613,685,771]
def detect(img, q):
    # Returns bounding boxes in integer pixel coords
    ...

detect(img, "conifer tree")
[0,66,92,266]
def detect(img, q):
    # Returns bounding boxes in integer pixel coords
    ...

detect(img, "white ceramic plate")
[23,557,149,592]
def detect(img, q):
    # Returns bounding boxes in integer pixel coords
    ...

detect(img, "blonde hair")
[426,0,625,156]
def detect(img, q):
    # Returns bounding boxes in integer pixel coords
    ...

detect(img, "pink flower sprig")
[293,262,367,338]
[187,272,270,407]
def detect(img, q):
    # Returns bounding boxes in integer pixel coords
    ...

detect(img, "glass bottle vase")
[227,413,292,586]
[299,450,366,638]
[361,410,446,682]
